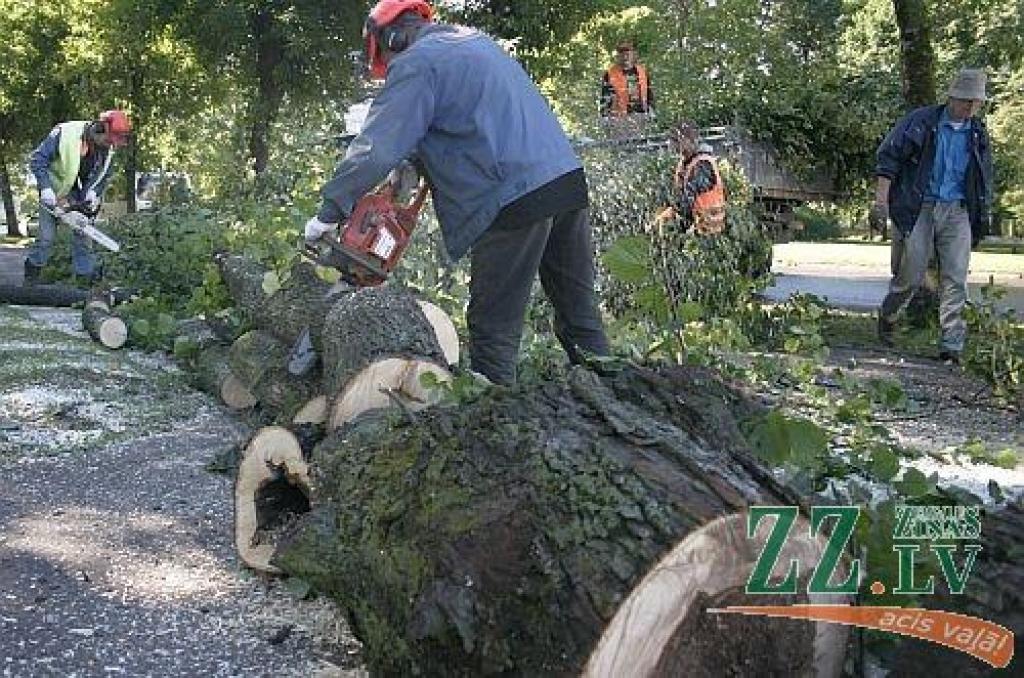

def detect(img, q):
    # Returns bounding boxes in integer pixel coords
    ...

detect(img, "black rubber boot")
[23,261,42,286]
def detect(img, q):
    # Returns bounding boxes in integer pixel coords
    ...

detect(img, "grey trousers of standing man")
[879,202,972,353]
[468,207,610,385]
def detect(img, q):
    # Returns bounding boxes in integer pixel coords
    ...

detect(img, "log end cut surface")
[235,427,312,574]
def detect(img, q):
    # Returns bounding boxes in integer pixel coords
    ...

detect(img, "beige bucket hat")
[947,68,987,101]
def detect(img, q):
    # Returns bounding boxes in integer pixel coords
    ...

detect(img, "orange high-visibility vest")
[674,153,726,234]
[606,64,649,116]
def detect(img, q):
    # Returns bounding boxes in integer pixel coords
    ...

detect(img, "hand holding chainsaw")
[41,201,121,253]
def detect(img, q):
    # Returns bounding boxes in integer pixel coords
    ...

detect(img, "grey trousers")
[880,202,972,352]
[468,207,610,385]
[25,207,97,276]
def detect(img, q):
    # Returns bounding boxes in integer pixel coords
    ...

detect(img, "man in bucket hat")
[872,68,994,364]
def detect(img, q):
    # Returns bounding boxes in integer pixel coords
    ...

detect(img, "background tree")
[892,0,937,108]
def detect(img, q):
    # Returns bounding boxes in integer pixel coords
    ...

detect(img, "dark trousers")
[468,207,610,385]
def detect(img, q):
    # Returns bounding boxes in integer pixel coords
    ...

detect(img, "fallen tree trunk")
[82,298,127,349]
[0,283,88,307]
[259,364,847,676]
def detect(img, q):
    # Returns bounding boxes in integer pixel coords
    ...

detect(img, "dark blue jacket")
[318,24,582,261]
[875,104,993,241]
[29,124,114,202]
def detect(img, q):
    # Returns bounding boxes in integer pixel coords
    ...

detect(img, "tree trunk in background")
[125,66,143,214]
[0,147,19,237]
[248,7,286,179]
[893,0,937,108]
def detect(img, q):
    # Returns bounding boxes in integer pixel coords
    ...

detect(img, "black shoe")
[938,350,961,365]
[877,315,896,347]
[23,261,42,286]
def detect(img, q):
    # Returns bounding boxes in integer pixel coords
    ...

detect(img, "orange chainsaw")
[304,170,429,287]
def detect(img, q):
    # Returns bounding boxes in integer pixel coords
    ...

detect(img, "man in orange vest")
[600,41,655,119]
[656,122,726,234]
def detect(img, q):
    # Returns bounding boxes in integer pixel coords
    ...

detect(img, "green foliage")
[792,205,843,242]
[963,284,1024,402]
[745,411,830,473]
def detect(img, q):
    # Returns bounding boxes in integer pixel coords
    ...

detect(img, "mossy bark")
[321,285,445,396]
[273,364,807,676]
[229,329,320,421]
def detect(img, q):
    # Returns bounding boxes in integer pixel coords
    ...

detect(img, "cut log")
[82,299,128,349]
[193,344,256,409]
[229,329,320,421]
[272,364,849,676]
[0,283,88,307]
[416,299,459,366]
[234,426,313,574]
[328,357,451,430]
[322,285,447,396]
[216,254,345,351]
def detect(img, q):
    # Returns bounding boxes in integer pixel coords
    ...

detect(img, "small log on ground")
[193,344,256,409]
[82,298,128,349]
[322,286,450,430]
[0,283,89,307]
[271,364,848,676]
[229,329,321,421]
[234,425,316,573]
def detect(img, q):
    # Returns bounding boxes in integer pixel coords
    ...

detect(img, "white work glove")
[84,189,100,213]
[39,187,57,209]
[304,216,338,242]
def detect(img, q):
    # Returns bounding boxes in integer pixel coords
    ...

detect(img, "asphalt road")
[764,242,1024,315]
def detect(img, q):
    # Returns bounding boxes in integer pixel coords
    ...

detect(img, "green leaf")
[745,412,828,470]
[677,301,703,323]
[261,271,281,295]
[868,446,900,481]
[602,236,653,284]
[895,468,937,498]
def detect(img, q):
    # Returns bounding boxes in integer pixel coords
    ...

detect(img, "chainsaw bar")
[44,205,121,252]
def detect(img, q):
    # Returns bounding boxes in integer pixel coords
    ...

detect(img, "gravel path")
[0,306,365,678]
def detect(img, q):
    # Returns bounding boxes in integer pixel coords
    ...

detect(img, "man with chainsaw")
[24,110,131,284]
[305,0,609,385]
[655,122,726,235]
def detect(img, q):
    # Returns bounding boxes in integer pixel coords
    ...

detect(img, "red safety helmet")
[98,109,132,147]
[363,0,434,80]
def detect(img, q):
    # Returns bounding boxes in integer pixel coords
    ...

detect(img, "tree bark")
[248,6,286,179]
[0,284,89,307]
[229,329,321,422]
[215,254,343,353]
[192,343,257,410]
[893,0,937,108]
[268,364,848,676]
[0,146,20,237]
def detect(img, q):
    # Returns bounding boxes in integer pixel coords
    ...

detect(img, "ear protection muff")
[379,23,409,53]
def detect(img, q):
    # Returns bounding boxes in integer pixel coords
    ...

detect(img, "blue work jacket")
[875,104,993,241]
[318,24,582,261]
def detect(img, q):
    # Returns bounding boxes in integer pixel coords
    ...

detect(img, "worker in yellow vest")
[24,110,131,284]
[600,41,655,120]
[656,122,726,235]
